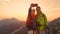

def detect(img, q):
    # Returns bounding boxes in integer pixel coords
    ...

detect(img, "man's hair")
[36,6,41,10]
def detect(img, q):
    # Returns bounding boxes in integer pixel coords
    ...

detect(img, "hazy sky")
[0,0,60,21]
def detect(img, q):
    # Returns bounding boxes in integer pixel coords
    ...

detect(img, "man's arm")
[42,14,48,27]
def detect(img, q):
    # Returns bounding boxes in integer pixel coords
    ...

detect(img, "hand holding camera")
[31,3,38,7]
[30,4,38,10]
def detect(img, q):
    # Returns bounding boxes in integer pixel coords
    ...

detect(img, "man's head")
[36,6,41,13]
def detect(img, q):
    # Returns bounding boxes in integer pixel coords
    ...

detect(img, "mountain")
[0,18,24,34]
[49,17,60,34]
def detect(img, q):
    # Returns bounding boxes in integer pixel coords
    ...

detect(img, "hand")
[30,3,38,7]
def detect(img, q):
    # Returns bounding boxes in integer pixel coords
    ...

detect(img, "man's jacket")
[37,12,48,31]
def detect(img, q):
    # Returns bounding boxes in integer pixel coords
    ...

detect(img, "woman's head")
[31,9,35,14]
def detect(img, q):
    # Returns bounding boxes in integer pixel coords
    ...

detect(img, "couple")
[26,4,48,34]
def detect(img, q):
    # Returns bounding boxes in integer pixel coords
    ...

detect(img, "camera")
[31,4,38,7]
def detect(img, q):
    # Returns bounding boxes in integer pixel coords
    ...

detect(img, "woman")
[26,4,38,34]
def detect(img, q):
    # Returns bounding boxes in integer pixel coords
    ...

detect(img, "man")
[36,6,48,34]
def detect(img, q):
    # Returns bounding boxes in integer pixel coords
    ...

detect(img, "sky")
[0,0,60,21]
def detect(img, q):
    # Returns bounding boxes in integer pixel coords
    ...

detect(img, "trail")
[10,25,25,34]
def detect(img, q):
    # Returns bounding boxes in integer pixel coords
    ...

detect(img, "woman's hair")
[26,7,32,24]
[28,8,31,16]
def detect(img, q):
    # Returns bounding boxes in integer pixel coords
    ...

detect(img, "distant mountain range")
[49,17,60,34]
[0,18,25,34]
[0,17,60,34]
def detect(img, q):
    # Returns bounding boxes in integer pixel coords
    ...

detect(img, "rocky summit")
[49,17,60,34]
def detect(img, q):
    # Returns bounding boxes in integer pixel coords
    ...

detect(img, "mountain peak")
[50,17,60,22]
[49,17,60,34]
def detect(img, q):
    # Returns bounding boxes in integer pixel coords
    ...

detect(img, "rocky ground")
[49,17,60,34]
[0,17,60,34]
